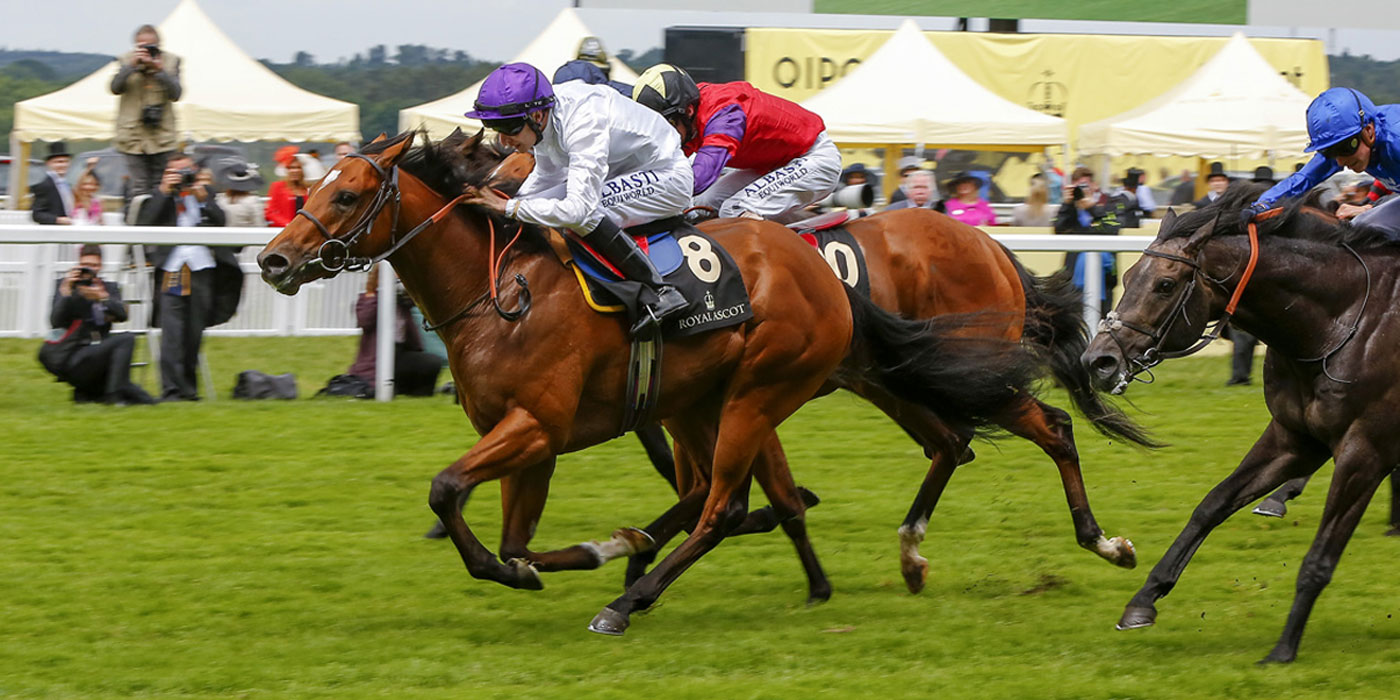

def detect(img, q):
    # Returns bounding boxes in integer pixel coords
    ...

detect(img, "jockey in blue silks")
[1244,88,1400,236]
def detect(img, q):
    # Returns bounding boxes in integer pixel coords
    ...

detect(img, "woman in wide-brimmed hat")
[214,158,266,228]
[943,171,996,226]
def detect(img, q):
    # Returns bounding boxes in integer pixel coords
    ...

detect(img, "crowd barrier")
[0,221,1159,400]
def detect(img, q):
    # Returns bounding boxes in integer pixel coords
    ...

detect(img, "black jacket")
[137,188,244,327]
[30,176,68,225]
[51,278,126,344]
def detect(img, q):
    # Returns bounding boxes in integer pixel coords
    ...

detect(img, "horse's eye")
[335,191,358,207]
[1154,278,1177,295]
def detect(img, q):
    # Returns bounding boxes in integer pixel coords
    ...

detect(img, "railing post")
[1082,250,1103,333]
[375,260,395,402]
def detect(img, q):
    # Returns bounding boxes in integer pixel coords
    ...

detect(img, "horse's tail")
[836,286,1037,437]
[1004,247,1162,448]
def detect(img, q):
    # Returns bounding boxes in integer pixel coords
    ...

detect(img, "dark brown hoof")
[1116,605,1157,630]
[1384,526,1400,537]
[798,486,822,509]
[1252,499,1287,518]
[808,583,832,606]
[506,558,544,590]
[588,607,630,636]
[1258,647,1296,665]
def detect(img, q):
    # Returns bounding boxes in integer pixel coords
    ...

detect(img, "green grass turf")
[2,336,1398,698]
[813,0,1247,25]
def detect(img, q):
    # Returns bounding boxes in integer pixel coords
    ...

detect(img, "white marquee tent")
[801,20,1068,149]
[1078,32,1314,159]
[7,0,360,204]
[398,8,639,139]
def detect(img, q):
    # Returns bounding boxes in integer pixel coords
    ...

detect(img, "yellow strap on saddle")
[546,227,626,314]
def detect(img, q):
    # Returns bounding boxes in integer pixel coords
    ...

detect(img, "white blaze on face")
[314,168,342,193]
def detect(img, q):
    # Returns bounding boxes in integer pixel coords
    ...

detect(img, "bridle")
[289,151,530,324]
[1097,220,1260,393]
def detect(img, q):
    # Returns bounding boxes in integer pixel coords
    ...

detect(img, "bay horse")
[256,130,1036,635]
[485,152,1156,594]
[1082,185,1400,663]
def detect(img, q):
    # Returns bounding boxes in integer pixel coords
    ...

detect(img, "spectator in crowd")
[1192,162,1230,208]
[840,163,870,187]
[1011,173,1053,226]
[1055,165,1124,317]
[886,156,923,206]
[1117,167,1155,226]
[110,24,181,198]
[45,244,156,405]
[1170,168,1197,206]
[70,159,106,226]
[882,170,935,211]
[943,172,996,226]
[333,142,354,161]
[138,152,237,401]
[265,147,310,227]
[349,266,445,398]
[215,160,266,228]
[30,142,74,225]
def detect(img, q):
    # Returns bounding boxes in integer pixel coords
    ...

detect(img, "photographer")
[138,153,239,401]
[110,24,181,197]
[1055,166,1125,317]
[45,245,156,405]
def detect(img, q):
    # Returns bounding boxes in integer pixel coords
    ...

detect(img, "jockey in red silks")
[632,64,843,224]
[462,62,691,336]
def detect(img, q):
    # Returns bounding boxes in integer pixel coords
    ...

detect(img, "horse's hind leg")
[1262,451,1390,663]
[1253,475,1311,518]
[1385,468,1400,536]
[751,433,831,604]
[497,457,654,573]
[1118,419,1327,631]
[635,423,679,493]
[1000,394,1135,568]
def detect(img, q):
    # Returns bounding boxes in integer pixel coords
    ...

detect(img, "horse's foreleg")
[496,458,655,573]
[1262,449,1389,664]
[751,432,831,604]
[1001,395,1135,568]
[1118,419,1328,631]
[429,407,556,590]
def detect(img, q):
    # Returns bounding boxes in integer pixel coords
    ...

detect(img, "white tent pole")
[1098,154,1111,190]
[7,133,24,210]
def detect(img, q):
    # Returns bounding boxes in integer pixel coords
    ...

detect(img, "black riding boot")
[589,217,688,336]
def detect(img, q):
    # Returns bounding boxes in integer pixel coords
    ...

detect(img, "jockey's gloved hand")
[1239,202,1268,229]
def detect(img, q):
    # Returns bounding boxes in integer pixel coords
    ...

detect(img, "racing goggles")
[1321,134,1362,159]
[481,117,528,135]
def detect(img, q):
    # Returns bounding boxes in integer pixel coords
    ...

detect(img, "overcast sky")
[6,0,1400,63]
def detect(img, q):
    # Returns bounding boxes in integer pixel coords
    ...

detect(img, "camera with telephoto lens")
[73,267,97,287]
[140,103,164,128]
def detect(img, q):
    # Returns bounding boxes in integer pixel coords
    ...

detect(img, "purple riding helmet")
[464,62,555,137]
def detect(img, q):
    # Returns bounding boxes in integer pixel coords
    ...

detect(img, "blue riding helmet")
[1305,88,1377,153]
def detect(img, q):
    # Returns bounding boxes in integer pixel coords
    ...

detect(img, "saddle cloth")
[789,217,872,298]
[555,224,753,339]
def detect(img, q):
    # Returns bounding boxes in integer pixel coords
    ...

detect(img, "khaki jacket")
[110,51,182,154]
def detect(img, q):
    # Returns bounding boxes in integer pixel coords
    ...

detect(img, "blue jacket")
[552,60,632,97]
[1258,102,1400,208]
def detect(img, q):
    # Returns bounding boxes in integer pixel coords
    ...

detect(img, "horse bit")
[290,152,530,326]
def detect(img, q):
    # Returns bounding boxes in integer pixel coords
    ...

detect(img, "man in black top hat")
[1192,162,1230,208]
[30,142,74,225]
[1251,166,1276,185]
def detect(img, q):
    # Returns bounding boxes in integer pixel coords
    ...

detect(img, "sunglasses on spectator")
[482,117,528,136]
[1321,134,1362,159]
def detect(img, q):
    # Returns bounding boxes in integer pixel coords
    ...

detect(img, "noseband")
[1097,222,1261,391]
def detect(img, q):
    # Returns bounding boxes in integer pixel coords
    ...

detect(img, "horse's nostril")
[1089,354,1120,377]
[261,253,290,276]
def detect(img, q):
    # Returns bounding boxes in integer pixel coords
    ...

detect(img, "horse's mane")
[1157,181,1396,250]
[362,129,549,254]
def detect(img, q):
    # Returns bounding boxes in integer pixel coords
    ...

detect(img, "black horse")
[1083,185,1400,663]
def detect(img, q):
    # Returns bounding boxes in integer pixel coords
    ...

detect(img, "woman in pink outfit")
[943,171,997,226]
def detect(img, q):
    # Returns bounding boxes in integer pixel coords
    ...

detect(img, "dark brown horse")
[487,153,1155,594]
[1083,186,1400,662]
[256,130,1035,635]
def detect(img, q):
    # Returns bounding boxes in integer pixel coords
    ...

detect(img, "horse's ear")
[374,132,415,166]
[368,133,388,144]
[1181,211,1220,256]
[1152,207,1178,243]
[460,129,484,154]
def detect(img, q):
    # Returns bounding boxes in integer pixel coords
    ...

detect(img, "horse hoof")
[506,558,543,590]
[808,583,833,606]
[1116,605,1157,630]
[1257,647,1296,665]
[1385,526,1400,538]
[588,607,630,636]
[798,486,822,509]
[613,527,656,556]
[1252,500,1288,518]
[900,555,929,595]
[1109,537,1137,569]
